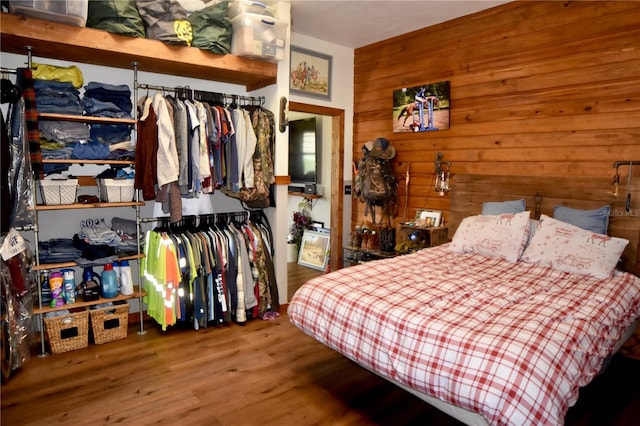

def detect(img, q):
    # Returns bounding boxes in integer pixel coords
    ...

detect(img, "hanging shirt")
[152,93,179,187]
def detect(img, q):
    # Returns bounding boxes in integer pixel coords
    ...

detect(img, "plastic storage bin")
[39,178,78,205]
[44,310,89,354]
[97,178,135,202]
[90,303,129,345]
[9,0,89,27]
[228,0,276,19]
[230,12,287,62]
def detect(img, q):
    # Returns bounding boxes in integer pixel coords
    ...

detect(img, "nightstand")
[343,246,396,266]
[395,225,449,254]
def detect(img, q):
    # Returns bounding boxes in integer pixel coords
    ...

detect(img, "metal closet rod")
[134,83,265,106]
[139,211,249,223]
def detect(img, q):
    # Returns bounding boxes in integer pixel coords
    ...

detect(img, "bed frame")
[394,174,640,425]
[449,174,640,276]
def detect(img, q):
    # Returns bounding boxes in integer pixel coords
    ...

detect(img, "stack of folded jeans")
[34,80,83,115]
[38,238,83,264]
[82,82,134,160]
[34,80,89,169]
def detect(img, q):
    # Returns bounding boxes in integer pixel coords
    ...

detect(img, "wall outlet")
[344,185,352,195]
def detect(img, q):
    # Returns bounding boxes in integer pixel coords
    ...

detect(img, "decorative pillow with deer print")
[521,214,628,279]
[449,211,531,263]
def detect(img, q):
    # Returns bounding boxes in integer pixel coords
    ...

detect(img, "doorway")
[287,102,345,300]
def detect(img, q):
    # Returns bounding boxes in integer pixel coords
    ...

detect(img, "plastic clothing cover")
[1,230,35,380]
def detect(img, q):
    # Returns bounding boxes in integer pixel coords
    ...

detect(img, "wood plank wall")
[351,1,640,231]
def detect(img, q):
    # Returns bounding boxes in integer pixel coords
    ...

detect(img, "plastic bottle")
[40,270,52,306]
[101,263,118,298]
[119,260,134,296]
[49,271,65,307]
[61,268,76,304]
[112,260,121,292]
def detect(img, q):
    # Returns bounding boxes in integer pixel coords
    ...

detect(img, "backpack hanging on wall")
[354,137,398,225]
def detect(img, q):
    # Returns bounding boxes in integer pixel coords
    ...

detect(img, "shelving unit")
[32,112,145,355]
[288,192,321,199]
[343,245,396,266]
[0,12,277,92]
[2,9,280,353]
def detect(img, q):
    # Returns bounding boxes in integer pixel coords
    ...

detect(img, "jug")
[101,263,118,299]
[119,260,134,296]
[82,267,101,301]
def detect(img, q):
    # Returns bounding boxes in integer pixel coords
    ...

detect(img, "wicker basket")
[44,310,89,354]
[90,303,129,344]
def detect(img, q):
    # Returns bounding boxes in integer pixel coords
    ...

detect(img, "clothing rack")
[1,67,18,75]
[132,63,265,111]
[135,83,265,106]
[141,211,271,252]
[140,211,251,226]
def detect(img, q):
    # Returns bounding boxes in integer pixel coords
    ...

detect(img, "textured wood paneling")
[449,174,640,276]
[351,1,640,232]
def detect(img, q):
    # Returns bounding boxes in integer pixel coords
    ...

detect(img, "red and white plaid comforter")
[288,244,640,425]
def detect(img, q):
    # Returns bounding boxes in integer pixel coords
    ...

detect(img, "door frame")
[289,101,344,271]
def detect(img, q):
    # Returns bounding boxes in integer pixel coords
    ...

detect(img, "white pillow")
[521,214,628,279]
[449,211,531,263]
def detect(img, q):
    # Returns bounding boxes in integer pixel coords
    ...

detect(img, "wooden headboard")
[449,175,640,276]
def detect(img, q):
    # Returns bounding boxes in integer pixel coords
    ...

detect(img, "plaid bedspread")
[288,244,640,425]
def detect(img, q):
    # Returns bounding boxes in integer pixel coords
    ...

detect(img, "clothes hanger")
[0,74,21,104]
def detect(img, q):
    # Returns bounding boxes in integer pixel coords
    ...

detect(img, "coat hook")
[279,96,288,133]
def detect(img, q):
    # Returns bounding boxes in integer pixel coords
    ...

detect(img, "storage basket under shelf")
[97,178,135,202]
[43,310,89,354]
[89,303,129,344]
[38,178,78,205]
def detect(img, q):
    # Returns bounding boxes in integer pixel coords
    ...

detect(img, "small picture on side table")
[298,229,331,271]
[415,209,442,227]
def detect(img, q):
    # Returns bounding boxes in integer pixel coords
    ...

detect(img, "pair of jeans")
[34,80,83,115]
[38,238,83,263]
[82,97,131,118]
[84,82,132,115]
[90,124,131,145]
[38,120,90,144]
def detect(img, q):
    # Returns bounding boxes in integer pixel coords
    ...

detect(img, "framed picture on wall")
[290,46,332,100]
[298,229,331,271]
[392,81,450,133]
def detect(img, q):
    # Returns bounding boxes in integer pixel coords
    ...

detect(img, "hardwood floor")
[287,261,324,301]
[2,313,640,426]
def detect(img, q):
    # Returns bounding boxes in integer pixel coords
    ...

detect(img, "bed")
[288,174,640,425]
